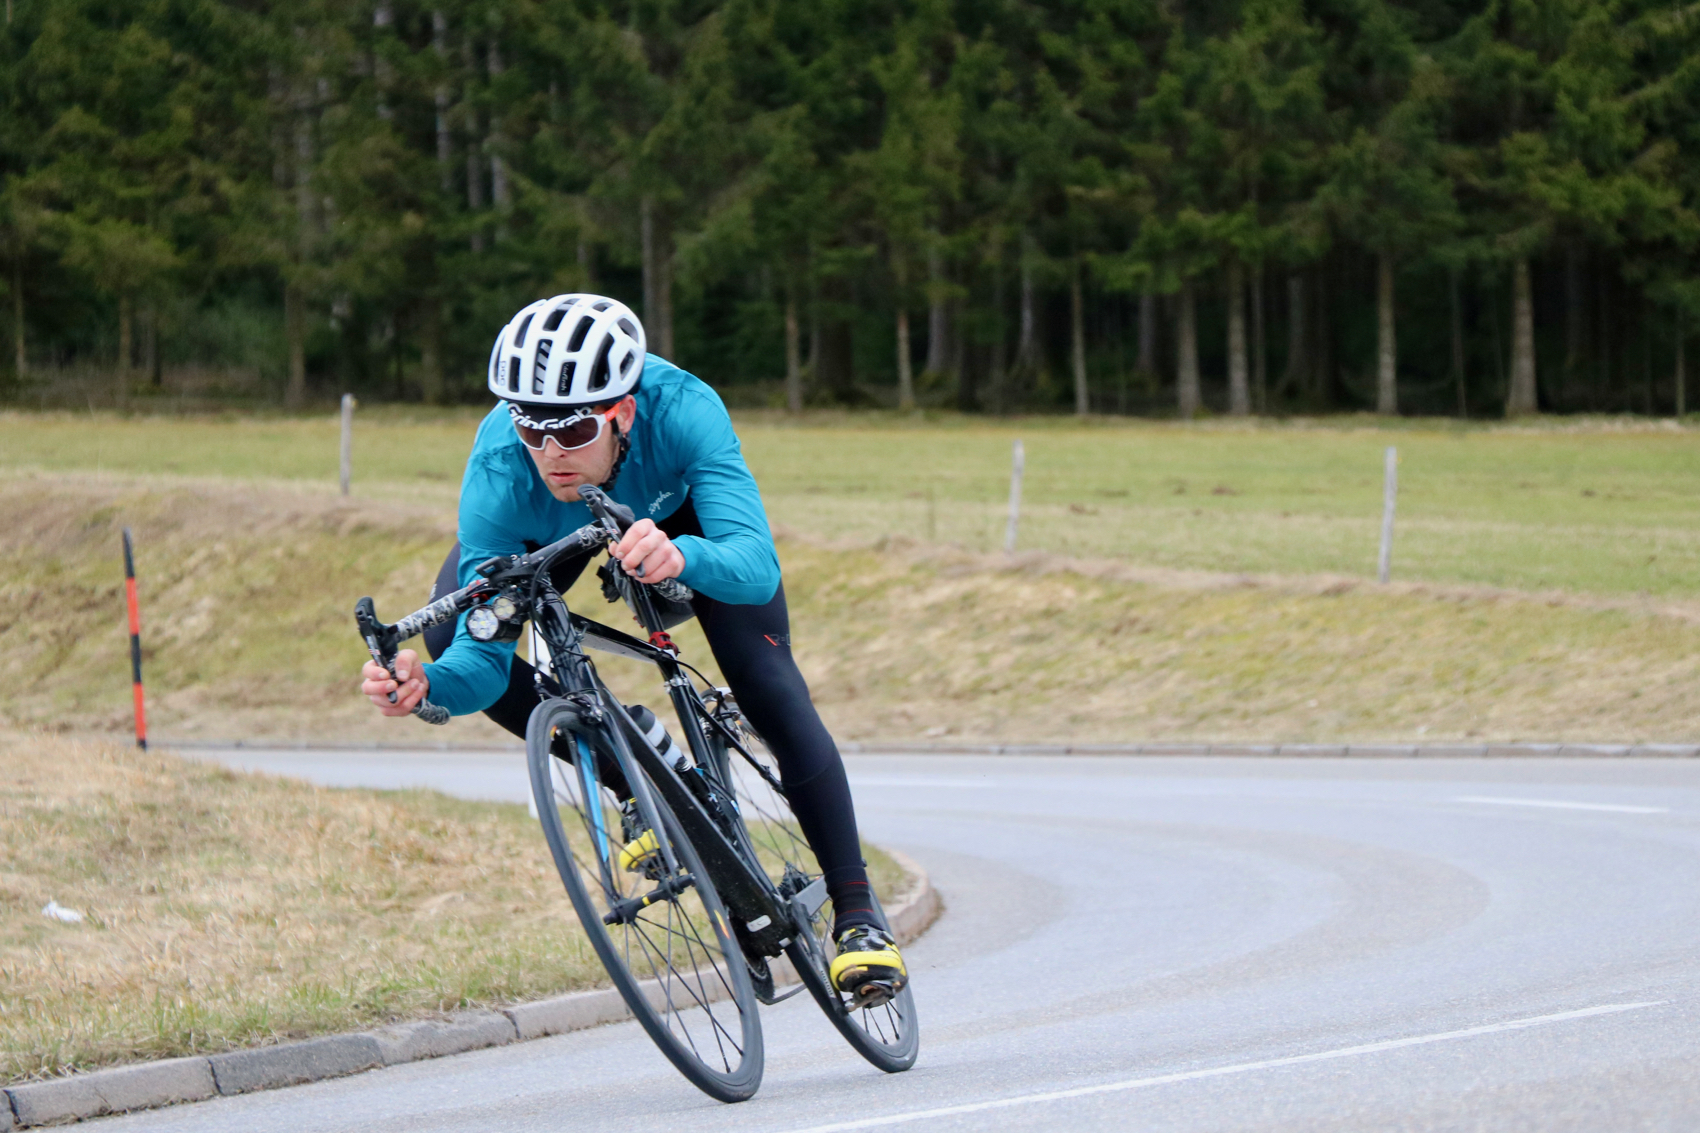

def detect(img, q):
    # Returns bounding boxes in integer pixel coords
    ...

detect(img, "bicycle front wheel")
[526,697,763,1102]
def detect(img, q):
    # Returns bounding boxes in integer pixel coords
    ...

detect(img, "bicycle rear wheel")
[527,697,763,1102]
[706,710,919,1073]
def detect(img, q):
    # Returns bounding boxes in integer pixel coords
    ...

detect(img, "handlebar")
[355,490,694,727]
[579,486,694,606]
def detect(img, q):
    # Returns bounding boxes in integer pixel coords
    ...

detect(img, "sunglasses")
[509,400,626,452]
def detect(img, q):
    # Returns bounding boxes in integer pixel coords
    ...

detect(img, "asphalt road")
[97,750,1700,1132]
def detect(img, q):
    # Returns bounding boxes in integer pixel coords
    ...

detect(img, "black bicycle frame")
[529,576,798,957]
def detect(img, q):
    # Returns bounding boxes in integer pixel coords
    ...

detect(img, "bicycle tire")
[705,716,919,1073]
[526,697,764,1102]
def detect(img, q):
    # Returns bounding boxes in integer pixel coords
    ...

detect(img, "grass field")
[0,731,907,1083]
[5,409,1698,595]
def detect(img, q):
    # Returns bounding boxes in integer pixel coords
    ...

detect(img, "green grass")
[6,408,1697,595]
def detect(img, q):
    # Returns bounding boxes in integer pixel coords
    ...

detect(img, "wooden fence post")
[1378,446,1397,583]
[340,393,355,496]
[1004,438,1025,554]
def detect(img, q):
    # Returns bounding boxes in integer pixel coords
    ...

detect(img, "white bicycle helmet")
[487,294,646,406]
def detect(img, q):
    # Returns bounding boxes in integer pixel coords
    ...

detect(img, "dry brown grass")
[0,731,913,1085]
[777,537,1700,745]
[8,467,1700,748]
[0,731,600,1083]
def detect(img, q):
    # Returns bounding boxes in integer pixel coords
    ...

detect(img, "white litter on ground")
[41,900,85,924]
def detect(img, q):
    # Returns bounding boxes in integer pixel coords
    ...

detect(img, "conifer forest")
[3,1,1699,417]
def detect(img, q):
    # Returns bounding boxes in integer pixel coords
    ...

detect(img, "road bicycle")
[354,486,918,1101]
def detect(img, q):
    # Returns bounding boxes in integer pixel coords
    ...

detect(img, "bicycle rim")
[715,725,919,1073]
[527,699,763,1101]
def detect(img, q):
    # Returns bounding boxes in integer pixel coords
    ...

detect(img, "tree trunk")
[895,307,915,410]
[462,40,485,253]
[487,41,509,240]
[640,197,674,359]
[1071,256,1088,416]
[285,282,306,408]
[1016,230,1038,377]
[1676,311,1687,418]
[116,292,132,408]
[576,231,593,289]
[420,296,445,404]
[1564,241,1583,404]
[143,301,159,386]
[373,5,394,120]
[990,246,1007,413]
[1507,257,1538,415]
[1596,266,1611,408]
[433,12,452,196]
[1313,266,1333,406]
[1226,259,1249,416]
[1450,266,1467,417]
[1283,273,1306,399]
[1376,253,1397,415]
[925,244,947,376]
[954,299,974,412]
[1177,279,1200,418]
[1251,267,1266,413]
[11,259,24,377]
[1137,288,1156,377]
[817,312,854,403]
[784,286,802,413]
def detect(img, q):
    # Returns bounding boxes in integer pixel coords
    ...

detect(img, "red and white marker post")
[122,527,148,750]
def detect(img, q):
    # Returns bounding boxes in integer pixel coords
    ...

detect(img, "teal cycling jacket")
[420,357,779,716]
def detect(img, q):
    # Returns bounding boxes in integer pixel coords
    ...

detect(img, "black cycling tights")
[422,500,878,934]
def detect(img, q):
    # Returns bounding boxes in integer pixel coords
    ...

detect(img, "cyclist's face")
[524,398,636,502]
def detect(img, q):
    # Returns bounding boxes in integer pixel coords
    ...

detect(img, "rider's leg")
[646,503,881,935]
[691,583,881,936]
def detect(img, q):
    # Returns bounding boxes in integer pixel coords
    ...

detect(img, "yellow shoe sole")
[618,828,659,872]
[829,946,907,1000]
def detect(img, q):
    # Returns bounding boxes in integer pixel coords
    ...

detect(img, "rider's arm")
[417,448,533,717]
[660,386,781,606]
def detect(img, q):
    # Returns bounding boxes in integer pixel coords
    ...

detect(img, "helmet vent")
[514,313,535,348]
[591,300,612,311]
[557,360,576,397]
[617,318,637,338]
[507,356,521,393]
[618,351,635,375]
[587,336,614,392]
[532,339,552,396]
[542,306,568,332]
[566,314,593,353]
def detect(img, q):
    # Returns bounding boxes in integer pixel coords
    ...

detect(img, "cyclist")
[359,293,905,1003]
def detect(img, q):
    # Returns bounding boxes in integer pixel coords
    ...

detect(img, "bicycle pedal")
[850,978,903,1008]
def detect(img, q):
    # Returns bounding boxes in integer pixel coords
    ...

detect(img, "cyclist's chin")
[541,473,589,502]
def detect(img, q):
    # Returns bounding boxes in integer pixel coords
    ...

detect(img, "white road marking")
[1454,795,1669,815]
[777,1002,1665,1133]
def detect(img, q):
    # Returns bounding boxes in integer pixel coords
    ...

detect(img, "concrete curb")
[2,857,940,1127]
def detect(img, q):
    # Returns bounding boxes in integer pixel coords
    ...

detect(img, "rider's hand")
[613,518,686,583]
[361,649,429,716]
